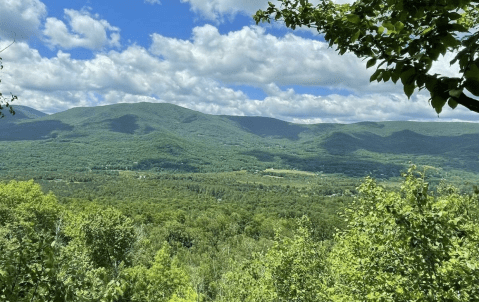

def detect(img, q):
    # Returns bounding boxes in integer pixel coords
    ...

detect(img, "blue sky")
[0,0,477,123]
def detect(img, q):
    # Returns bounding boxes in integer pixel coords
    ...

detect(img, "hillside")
[0,102,478,182]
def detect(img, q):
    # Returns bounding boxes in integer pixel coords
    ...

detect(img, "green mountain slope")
[1,105,47,121]
[0,102,477,181]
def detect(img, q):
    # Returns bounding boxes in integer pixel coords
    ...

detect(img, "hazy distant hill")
[0,105,47,121]
[0,102,478,179]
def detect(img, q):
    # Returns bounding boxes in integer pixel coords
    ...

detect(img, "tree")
[326,166,479,301]
[218,217,330,301]
[254,0,479,114]
[0,37,16,118]
[121,243,198,302]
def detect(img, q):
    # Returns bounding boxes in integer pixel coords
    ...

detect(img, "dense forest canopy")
[1,166,479,301]
[1,1,479,300]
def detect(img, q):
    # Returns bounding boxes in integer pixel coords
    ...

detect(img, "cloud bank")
[0,0,476,123]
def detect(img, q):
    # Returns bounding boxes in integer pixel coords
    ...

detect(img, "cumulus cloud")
[150,24,402,95]
[180,0,354,21]
[144,0,161,4]
[0,0,47,41]
[2,22,478,123]
[43,8,120,50]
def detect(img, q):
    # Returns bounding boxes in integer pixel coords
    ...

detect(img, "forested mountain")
[2,103,479,301]
[0,102,478,182]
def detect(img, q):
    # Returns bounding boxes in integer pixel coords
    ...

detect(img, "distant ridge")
[0,105,47,121]
[0,102,478,178]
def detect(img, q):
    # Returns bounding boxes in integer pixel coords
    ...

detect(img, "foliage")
[121,243,198,302]
[218,216,330,301]
[2,102,479,182]
[2,166,479,301]
[79,207,136,270]
[254,0,479,114]
[0,38,16,118]
[0,180,61,301]
[327,165,479,301]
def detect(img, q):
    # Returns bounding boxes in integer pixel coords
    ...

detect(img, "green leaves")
[464,78,479,96]
[431,95,447,114]
[448,88,463,98]
[366,58,377,69]
[328,167,479,300]
[346,14,360,24]
[465,63,479,81]
[351,30,360,43]
[400,66,416,85]
[404,83,415,99]
[253,0,479,114]
[370,68,383,82]
[394,21,404,32]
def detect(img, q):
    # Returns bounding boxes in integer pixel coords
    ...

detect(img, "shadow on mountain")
[243,150,277,162]
[323,130,479,156]
[226,116,307,140]
[182,114,201,123]
[0,120,73,141]
[107,115,139,134]
[134,158,198,172]
[143,126,156,134]
[158,144,184,156]
[243,150,403,178]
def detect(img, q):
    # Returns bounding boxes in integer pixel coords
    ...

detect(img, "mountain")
[0,102,478,180]
[0,105,47,121]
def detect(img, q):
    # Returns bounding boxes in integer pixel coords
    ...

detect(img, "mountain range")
[1,102,478,180]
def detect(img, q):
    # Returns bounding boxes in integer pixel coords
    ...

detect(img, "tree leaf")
[400,67,416,85]
[394,21,404,32]
[351,30,360,43]
[425,76,438,92]
[448,88,463,98]
[366,58,377,69]
[382,21,394,31]
[391,71,400,84]
[404,83,415,99]
[464,79,479,96]
[450,23,469,32]
[465,64,479,81]
[448,98,458,109]
[347,14,360,24]
[370,69,382,82]
[382,70,391,82]
[431,95,447,114]
[441,33,460,48]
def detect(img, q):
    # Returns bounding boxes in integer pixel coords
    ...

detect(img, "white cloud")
[43,8,121,50]
[150,24,401,95]
[180,0,354,22]
[144,0,161,4]
[2,22,478,123]
[0,0,47,41]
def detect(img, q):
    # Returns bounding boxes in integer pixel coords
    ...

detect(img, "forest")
[2,164,479,301]
[1,104,479,301]
[1,0,479,299]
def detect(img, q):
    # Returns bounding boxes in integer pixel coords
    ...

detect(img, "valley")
[1,102,478,188]
[1,102,479,301]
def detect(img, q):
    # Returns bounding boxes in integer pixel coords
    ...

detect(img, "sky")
[0,0,477,123]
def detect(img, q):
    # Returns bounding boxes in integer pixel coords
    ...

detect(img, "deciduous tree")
[327,166,479,300]
[0,37,16,118]
[254,0,479,114]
